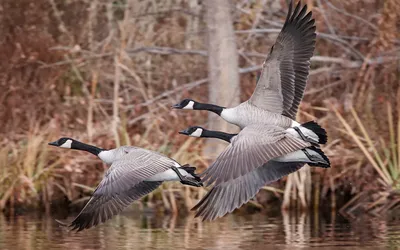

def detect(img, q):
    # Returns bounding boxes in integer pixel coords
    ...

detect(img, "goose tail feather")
[301,121,327,144]
[306,146,330,168]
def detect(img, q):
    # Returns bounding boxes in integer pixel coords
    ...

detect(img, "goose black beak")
[179,129,190,135]
[48,141,58,146]
[171,103,181,109]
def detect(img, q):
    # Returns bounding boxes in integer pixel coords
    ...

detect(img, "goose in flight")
[179,125,329,220]
[173,1,325,221]
[49,137,202,231]
[173,1,317,138]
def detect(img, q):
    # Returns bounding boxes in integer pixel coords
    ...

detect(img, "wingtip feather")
[55,219,70,227]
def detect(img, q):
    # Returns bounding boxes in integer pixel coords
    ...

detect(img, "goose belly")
[145,168,190,182]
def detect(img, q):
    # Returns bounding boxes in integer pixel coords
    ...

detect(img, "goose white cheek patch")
[183,101,194,110]
[60,139,73,148]
[190,128,203,137]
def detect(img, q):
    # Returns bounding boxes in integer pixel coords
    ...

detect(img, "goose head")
[179,126,235,142]
[172,99,196,110]
[49,137,104,157]
[48,137,75,149]
[179,126,204,137]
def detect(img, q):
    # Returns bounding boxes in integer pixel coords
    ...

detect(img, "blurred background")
[0,0,399,248]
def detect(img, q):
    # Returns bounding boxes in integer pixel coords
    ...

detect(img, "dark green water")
[1,210,399,249]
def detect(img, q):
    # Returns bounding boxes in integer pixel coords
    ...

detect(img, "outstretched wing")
[193,162,304,221]
[58,181,162,231]
[248,1,316,119]
[95,148,175,196]
[200,124,311,187]
[56,148,177,231]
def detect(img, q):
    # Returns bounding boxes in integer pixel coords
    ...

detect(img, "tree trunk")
[203,0,240,160]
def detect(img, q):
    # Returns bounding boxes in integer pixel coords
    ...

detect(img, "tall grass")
[333,101,400,215]
[0,0,399,214]
[0,127,63,211]
[334,103,400,191]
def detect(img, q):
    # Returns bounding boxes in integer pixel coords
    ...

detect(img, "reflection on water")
[0,209,399,250]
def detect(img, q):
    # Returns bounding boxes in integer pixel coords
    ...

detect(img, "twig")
[235,6,283,28]
[113,55,121,147]
[238,50,257,66]
[45,42,397,72]
[323,0,379,32]
[38,53,111,68]
[235,28,282,34]
[86,1,98,142]
[125,46,208,56]
[317,32,365,61]
[127,106,163,126]
[125,62,334,112]
[311,55,362,67]
[38,46,207,69]
[305,78,345,96]
[236,29,366,60]
[47,0,73,42]
[243,0,268,44]
[129,78,208,109]
[315,0,336,35]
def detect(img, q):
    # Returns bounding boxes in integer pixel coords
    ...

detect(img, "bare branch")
[315,0,336,35]
[236,29,366,60]
[323,0,379,32]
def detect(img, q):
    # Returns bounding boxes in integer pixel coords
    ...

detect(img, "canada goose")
[179,125,329,169]
[48,137,202,231]
[181,120,327,146]
[173,1,317,141]
[179,125,329,220]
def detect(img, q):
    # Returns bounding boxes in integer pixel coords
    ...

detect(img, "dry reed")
[0,0,399,216]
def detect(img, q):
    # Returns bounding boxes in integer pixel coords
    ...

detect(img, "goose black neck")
[202,130,237,143]
[71,140,104,156]
[194,102,224,116]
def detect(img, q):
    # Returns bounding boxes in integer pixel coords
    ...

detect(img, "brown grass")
[0,0,399,216]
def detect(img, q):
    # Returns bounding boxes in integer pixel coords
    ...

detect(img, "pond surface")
[0,209,399,249]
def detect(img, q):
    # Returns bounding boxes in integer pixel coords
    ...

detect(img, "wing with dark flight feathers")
[200,124,311,187]
[248,1,316,119]
[57,181,162,231]
[193,162,304,221]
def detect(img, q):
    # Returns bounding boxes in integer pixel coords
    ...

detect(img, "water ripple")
[0,211,399,250]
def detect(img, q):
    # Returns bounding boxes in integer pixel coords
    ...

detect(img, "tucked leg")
[171,166,203,187]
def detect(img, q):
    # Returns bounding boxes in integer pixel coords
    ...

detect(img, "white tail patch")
[299,126,319,142]
[287,121,319,143]
[291,120,301,127]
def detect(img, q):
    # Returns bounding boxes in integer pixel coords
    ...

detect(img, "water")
[1,210,399,250]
